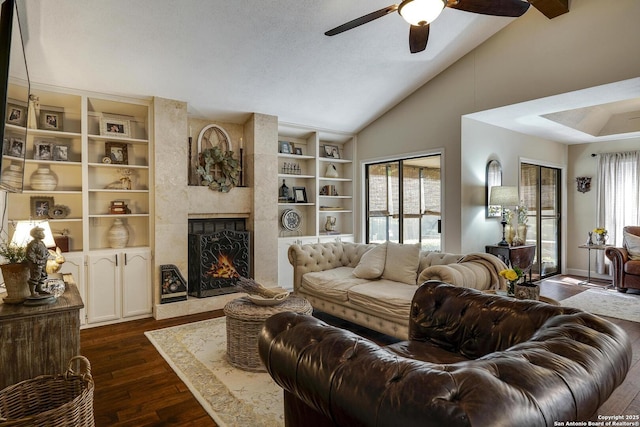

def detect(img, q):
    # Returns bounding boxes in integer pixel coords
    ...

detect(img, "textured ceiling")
[16,0,519,133]
[12,1,639,142]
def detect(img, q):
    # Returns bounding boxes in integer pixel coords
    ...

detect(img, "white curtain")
[596,151,640,273]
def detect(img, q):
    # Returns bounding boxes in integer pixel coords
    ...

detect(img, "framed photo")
[293,186,307,203]
[50,204,70,219]
[33,141,54,160]
[105,142,128,164]
[6,102,26,127]
[6,137,25,157]
[39,109,64,131]
[53,144,70,161]
[278,140,291,154]
[31,196,54,219]
[100,117,131,138]
[323,145,340,159]
[294,147,303,155]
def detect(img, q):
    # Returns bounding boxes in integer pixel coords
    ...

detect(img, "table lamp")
[489,186,519,246]
[10,220,56,248]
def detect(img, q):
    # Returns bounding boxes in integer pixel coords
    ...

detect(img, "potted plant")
[0,241,30,304]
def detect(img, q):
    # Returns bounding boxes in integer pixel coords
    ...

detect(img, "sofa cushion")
[347,280,417,320]
[353,242,387,279]
[382,242,421,285]
[624,231,640,260]
[300,267,368,302]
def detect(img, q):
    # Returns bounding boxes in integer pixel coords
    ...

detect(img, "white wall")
[566,138,640,277]
[460,119,567,255]
[357,0,640,261]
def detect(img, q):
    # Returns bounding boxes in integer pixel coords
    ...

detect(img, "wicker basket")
[0,356,94,427]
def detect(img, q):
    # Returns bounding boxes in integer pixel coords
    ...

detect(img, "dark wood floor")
[80,277,640,426]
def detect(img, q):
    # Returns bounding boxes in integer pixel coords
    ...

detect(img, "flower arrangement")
[515,201,528,225]
[593,227,608,245]
[0,241,27,264]
[593,227,607,236]
[499,266,523,296]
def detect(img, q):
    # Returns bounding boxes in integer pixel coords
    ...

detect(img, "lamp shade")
[398,0,445,26]
[10,220,56,248]
[489,186,519,207]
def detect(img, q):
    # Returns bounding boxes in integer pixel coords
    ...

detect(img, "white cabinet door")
[121,248,152,318]
[86,251,120,324]
[58,252,86,325]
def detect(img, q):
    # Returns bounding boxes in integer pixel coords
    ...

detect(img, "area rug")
[561,288,640,322]
[145,317,283,427]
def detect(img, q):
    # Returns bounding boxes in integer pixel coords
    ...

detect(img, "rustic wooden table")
[0,274,83,389]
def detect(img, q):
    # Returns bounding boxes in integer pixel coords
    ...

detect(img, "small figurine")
[25,226,51,297]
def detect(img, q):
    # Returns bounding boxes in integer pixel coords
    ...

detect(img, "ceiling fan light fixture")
[398,0,445,26]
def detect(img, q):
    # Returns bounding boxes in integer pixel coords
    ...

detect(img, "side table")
[486,244,536,281]
[578,244,612,287]
[223,295,313,372]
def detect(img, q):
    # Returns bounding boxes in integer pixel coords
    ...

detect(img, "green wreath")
[196,146,240,193]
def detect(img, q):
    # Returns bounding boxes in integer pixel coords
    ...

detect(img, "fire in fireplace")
[188,218,250,298]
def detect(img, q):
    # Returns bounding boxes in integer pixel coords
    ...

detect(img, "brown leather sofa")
[258,281,631,427]
[605,225,640,292]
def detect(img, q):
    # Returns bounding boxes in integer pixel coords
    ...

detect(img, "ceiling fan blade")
[409,24,429,53]
[448,0,530,17]
[325,4,399,36]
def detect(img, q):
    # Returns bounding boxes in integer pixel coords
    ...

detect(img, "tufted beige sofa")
[288,241,507,339]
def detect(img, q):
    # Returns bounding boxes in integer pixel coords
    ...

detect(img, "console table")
[0,274,83,389]
[486,244,536,280]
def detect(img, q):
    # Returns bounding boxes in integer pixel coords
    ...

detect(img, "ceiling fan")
[325,0,531,54]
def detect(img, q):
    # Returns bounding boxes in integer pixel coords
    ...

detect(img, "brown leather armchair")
[605,226,640,292]
[259,281,631,427]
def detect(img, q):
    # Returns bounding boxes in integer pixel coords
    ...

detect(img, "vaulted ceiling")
[16,1,566,134]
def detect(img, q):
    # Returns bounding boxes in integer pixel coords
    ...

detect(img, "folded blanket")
[418,252,508,290]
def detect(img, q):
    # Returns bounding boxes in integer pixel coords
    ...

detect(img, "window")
[365,155,441,250]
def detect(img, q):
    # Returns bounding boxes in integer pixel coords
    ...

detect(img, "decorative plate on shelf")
[281,208,302,231]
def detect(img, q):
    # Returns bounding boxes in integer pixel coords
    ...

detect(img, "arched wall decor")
[486,159,502,218]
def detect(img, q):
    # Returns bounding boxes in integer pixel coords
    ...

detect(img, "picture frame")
[6,137,25,157]
[293,186,307,203]
[31,196,54,219]
[39,109,64,131]
[33,141,54,160]
[323,144,340,159]
[278,140,291,154]
[105,142,128,165]
[50,204,70,219]
[294,147,303,155]
[100,117,131,138]
[6,102,26,127]
[53,144,70,161]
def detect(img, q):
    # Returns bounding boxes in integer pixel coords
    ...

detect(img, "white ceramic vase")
[108,219,129,249]
[30,166,58,191]
[1,163,24,190]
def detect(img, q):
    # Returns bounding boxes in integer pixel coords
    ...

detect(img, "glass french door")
[365,155,442,251]
[520,163,561,279]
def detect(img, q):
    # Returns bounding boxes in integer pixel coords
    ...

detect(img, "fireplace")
[188,218,250,298]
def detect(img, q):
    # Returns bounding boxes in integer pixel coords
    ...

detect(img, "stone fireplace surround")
[153,98,279,320]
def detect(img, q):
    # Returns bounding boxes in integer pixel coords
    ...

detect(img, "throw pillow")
[382,241,421,285]
[624,231,640,260]
[353,242,387,279]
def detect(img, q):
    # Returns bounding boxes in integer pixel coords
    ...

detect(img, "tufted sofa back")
[410,281,579,358]
[288,242,464,291]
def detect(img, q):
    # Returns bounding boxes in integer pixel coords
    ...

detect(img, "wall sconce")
[576,177,591,193]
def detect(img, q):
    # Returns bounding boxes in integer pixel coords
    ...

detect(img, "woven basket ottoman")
[223,295,312,371]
